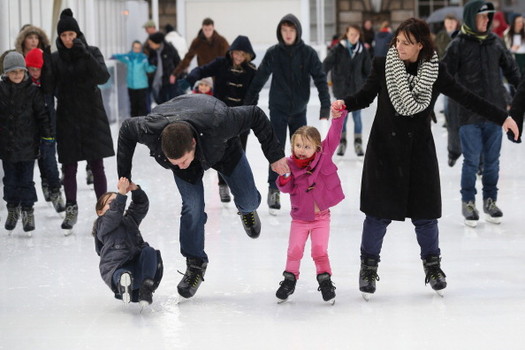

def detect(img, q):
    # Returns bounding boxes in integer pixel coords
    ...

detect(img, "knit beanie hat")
[3,51,27,73]
[57,8,81,35]
[148,32,165,44]
[194,77,213,89]
[25,48,44,69]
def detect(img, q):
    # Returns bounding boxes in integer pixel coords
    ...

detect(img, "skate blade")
[325,298,335,305]
[277,297,289,304]
[361,292,372,302]
[25,231,33,238]
[63,229,74,236]
[434,289,445,297]
[484,215,501,224]
[269,208,279,216]
[139,300,150,308]
[464,219,478,228]
[6,230,14,236]
[120,274,132,304]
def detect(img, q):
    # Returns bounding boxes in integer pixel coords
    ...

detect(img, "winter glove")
[72,38,89,57]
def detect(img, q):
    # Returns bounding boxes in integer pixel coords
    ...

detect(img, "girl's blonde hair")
[291,126,322,153]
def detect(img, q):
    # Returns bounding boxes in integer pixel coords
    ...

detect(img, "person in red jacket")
[274,103,346,304]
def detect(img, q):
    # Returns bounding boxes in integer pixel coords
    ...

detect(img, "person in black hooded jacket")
[186,35,257,203]
[117,93,288,299]
[244,13,330,215]
[442,0,521,228]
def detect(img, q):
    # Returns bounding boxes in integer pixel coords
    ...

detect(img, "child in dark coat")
[0,51,52,233]
[93,177,163,306]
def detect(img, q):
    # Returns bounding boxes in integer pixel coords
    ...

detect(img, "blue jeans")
[459,122,502,202]
[360,215,440,260]
[342,109,362,135]
[174,153,261,262]
[268,108,307,188]
[2,160,37,208]
[37,140,61,190]
[112,246,158,290]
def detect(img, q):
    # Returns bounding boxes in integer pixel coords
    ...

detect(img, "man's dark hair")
[202,17,214,26]
[161,123,194,159]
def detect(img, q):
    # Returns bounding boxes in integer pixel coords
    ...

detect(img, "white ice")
[1,90,524,350]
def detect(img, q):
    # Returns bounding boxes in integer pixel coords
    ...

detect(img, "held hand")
[330,100,346,119]
[271,157,290,176]
[169,74,176,84]
[127,181,139,192]
[117,177,130,195]
[503,117,519,141]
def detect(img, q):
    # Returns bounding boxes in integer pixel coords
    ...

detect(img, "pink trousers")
[285,210,332,279]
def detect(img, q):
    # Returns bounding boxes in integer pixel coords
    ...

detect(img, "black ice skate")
[267,187,281,215]
[239,210,261,238]
[276,271,296,303]
[41,180,51,202]
[354,135,364,157]
[119,272,132,304]
[359,257,380,301]
[61,203,78,235]
[86,166,94,185]
[423,256,447,296]
[177,258,207,299]
[138,279,155,306]
[5,204,20,232]
[21,207,35,234]
[337,132,347,156]
[50,189,66,214]
[483,198,503,224]
[317,273,336,305]
[218,184,231,203]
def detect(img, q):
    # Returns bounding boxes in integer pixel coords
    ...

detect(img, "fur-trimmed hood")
[15,25,50,54]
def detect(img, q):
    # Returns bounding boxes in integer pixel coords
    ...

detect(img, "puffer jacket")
[117,94,284,184]
[0,76,51,162]
[442,0,521,126]
[277,115,345,221]
[94,187,149,291]
[323,40,371,99]
[244,13,330,118]
[187,35,257,107]
[113,51,156,89]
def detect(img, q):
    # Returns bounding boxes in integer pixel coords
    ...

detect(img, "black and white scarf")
[385,47,439,116]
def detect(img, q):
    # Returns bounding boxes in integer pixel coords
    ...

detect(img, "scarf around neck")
[385,47,439,116]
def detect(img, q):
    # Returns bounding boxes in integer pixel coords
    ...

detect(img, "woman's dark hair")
[341,24,362,40]
[390,17,435,61]
[161,122,194,159]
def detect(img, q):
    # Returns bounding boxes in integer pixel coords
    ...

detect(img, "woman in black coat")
[45,9,115,231]
[331,18,519,300]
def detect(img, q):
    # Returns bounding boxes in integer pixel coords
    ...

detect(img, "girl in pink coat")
[275,103,346,304]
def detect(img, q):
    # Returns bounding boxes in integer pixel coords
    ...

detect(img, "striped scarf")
[385,47,439,116]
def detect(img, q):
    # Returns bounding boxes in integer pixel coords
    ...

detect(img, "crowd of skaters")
[1,0,524,306]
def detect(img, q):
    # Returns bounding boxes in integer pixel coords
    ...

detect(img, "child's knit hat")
[3,51,27,73]
[25,48,44,69]
[194,77,213,89]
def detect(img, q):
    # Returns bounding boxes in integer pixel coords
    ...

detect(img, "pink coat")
[276,114,346,221]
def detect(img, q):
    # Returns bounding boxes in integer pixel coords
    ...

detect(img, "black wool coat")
[344,57,509,220]
[46,35,115,164]
[0,77,51,162]
[117,94,284,184]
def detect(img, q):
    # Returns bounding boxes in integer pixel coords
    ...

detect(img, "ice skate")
[218,184,231,204]
[50,189,66,214]
[138,279,155,307]
[359,257,380,301]
[21,207,35,235]
[276,271,296,303]
[119,272,132,304]
[177,258,207,299]
[317,273,336,305]
[41,180,51,202]
[483,198,502,224]
[61,203,78,235]
[267,187,280,215]
[354,135,364,157]
[337,132,347,156]
[239,210,261,238]
[5,204,20,233]
[86,167,94,185]
[462,201,479,227]
[423,256,447,297]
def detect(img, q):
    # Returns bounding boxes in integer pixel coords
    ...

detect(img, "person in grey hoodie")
[244,13,330,215]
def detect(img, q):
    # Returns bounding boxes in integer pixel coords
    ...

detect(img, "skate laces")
[484,198,501,214]
[177,266,205,287]
[241,212,256,227]
[360,266,380,282]
[317,279,336,293]
[424,263,446,285]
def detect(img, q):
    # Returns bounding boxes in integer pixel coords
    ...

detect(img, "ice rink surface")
[1,90,524,349]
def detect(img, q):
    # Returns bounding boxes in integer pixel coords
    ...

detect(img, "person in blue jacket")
[112,41,157,117]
